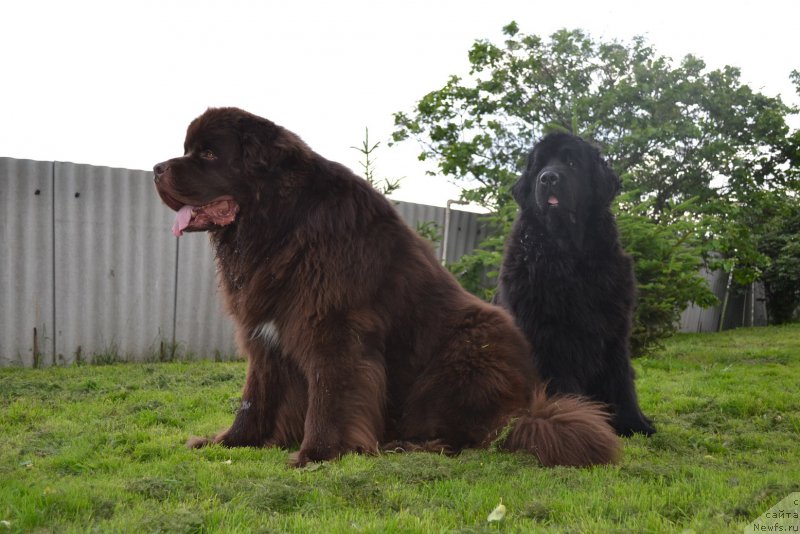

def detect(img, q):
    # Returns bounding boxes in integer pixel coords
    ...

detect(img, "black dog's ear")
[511,174,531,206]
[595,157,621,206]
[511,149,536,206]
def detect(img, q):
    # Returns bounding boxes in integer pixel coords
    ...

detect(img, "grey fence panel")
[394,201,445,258]
[444,208,487,265]
[752,283,769,326]
[0,158,55,366]
[679,269,726,333]
[52,162,177,363]
[679,268,768,333]
[393,201,485,264]
[174,233,238,358]
[720,279,769,330]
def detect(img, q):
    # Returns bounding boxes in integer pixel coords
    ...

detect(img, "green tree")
[393,24,799,353]
[757,195,800,323]
[352,127,401,196]
[394,24,796,212]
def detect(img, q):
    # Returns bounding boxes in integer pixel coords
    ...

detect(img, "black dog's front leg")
[596,341,656,437]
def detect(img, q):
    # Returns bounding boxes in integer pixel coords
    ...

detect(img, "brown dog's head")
[153,107,309,236]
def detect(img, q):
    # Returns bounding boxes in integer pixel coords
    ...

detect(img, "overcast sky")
[2,0,798,208]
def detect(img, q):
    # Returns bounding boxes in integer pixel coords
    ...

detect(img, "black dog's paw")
[615,417,656,437]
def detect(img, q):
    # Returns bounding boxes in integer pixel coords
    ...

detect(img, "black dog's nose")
[153,162,169,183]
[539,170,559,186]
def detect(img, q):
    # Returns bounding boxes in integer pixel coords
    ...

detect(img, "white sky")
[2,0,798,209]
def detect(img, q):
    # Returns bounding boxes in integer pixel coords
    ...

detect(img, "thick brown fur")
[153,107,620,467]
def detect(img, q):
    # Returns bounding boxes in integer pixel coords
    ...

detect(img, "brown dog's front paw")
[186,435,213,449]
[289,445,342,468]
[289,450,313,468]
[289,441,377,467]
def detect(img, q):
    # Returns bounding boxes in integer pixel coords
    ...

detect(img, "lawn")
[1,324,798,532]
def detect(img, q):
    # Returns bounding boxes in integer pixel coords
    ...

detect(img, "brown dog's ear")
[237,114,281,173]
[238,115,311,177]
[595,157,621,207]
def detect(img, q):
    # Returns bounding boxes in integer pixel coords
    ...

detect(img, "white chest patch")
[252,320,280,349]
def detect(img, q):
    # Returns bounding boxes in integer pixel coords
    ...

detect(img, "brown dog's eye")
[199,149,217,161]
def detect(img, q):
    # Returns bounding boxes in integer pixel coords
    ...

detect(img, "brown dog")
[153,107,619,467]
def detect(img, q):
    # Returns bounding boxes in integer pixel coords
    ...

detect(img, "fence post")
[718,264,735,332]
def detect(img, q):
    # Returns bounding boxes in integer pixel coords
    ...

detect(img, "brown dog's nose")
[153,162,170,183]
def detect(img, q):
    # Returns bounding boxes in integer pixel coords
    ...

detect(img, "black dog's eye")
[199,149,217,161]
[565,157,575,168]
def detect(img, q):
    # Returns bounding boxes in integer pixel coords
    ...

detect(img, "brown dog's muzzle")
[153,161,170,184]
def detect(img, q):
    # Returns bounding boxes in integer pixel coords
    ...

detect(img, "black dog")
[495,132,655,436]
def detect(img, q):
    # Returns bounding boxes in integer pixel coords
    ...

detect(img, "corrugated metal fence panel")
[720,279,769,330]
[445,208,487,264]
[679,268,726,333]
[752,283,769,326]
[679,269,768,333]
[52,162,177,363]
[174,233,238,358]
[393,201,485,264]
[0,158,55,366]
[394,201,445,259]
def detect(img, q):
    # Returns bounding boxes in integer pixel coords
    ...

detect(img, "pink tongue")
[548,195,559,206]
[172,205,194,237]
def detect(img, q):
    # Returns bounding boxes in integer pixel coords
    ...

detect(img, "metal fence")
[1,157,486,366]
[1,157,768,367]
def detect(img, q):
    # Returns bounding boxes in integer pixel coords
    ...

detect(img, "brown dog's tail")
[494,388,620,467]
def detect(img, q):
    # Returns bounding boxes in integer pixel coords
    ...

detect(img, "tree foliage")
[757,196,800,323]
[393,24,800,354]
[352,127,402,196]
[615,194,718,354]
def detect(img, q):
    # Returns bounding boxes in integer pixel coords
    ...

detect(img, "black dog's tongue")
[548,195,559,206]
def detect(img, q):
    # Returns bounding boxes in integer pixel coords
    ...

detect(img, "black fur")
[495,132,655,436]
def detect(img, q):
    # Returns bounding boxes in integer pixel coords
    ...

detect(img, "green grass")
[1,324,799,533]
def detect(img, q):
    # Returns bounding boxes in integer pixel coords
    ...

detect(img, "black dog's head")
[511,132,620,250]
[153,107,310,236]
